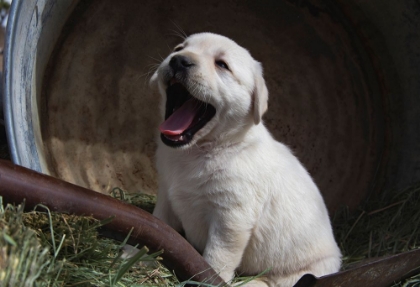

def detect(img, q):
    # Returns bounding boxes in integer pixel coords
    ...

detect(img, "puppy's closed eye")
[215,60,229,70]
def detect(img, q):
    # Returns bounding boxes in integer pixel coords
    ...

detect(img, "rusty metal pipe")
[0,160,225,285]
[294,248,420,287]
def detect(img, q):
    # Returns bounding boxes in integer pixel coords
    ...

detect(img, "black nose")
[169,55,195,72]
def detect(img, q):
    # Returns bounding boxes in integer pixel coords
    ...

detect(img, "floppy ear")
[252,62,269,125]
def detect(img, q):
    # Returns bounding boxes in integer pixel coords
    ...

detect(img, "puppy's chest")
[167,156,229,203]
[164,156,231,251]
[164,152,236,207]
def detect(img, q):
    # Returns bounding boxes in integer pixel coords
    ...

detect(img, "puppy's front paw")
[218,270,235,284]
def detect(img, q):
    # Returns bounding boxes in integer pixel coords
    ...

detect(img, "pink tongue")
[159,98,200,135]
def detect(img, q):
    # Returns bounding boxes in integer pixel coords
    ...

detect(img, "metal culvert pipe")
[3,1,420,215]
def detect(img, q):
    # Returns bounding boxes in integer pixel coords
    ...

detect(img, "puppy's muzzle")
[159,55,215,148]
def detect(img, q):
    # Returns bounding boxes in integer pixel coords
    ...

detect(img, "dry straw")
[0,196,176,287]
[333,184,420,286]
[1,183,419,286]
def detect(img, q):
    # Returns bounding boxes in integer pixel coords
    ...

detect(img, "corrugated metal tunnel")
[4,0,420,213]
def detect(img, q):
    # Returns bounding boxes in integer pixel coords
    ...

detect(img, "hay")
[110,187,156,214]
[0,0,10,10]
[0,197,178,287]
[333,184,420,286]
[1,182,419,286]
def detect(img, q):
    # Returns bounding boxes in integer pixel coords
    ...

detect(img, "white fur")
[151,33,341,287]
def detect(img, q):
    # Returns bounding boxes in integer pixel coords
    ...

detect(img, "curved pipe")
[0,160,225,285]
[3,0,20,163]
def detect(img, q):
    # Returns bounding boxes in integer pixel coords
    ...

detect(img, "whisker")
[137,70,155,87]
[145,63,161,69]
[137,70,154,79]
[170,21,188,39]
[147,55,164,63]
[157,53,166,62]
[166,43,173,53]
[166,30,185,40]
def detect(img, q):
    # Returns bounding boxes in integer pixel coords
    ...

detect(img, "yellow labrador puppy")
[150,33,341,287]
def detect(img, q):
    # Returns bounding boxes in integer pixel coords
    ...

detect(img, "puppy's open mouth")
[159,82,216,147]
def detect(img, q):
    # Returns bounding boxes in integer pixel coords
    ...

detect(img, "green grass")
[0,0,10,10]
[333,184,420,286]
[1,183,419,286]
[0,197,178,287]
